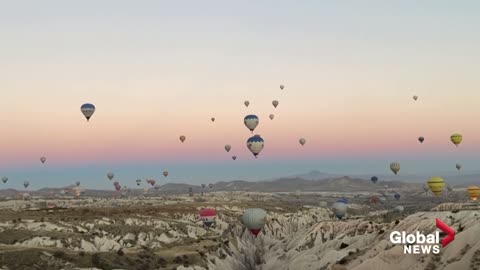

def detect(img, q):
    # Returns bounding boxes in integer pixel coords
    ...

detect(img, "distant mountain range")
[1,170,477,197]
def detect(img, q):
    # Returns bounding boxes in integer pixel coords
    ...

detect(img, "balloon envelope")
[247,135,264,158]
[199,208,217,227]
[427,176,445,196]
[40,156,46,164]
[163,171,169,177]
[244,115,259,132]
[299,138,306,146]
[107,172,114,180]
[418,136,424,143]
[332,202,347,220]
[244,101,250,107]
[467,186,480,201]
[456,163,462,170]
[242,208,267,237]
[280,85,285,90]
[80,103,95,121]
[272,100,279,108]
[179,135,186,143]
[390,162,400,175]
[450,133,462,146]
[1,177,8,183]
[394,193,401,200]
[371,176,378,184]
[225,144,231,152]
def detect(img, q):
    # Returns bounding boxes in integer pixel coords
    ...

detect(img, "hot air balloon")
[209,183,213,189]
[427,176,445,196]
[299,138,306,146]
[244,115,259,132]
[188,187,194,197]
[211,117,215,122]
[390,162,400,175]
[107,172,114,180]
[241,208,267,237]
[247,135,264,158]
[450,133,462,147]
[80,103,95,122]
[371,176,378,184]
[40,156,46,164]
[24,181,29,189]
[280,85,285,90]
[1,177,8,184]
[154,184,160,191]
[163,171,169,177]
[447,185,453,192]
[76,181,80,187]
[456,163,462,171]
[370,196,380,204]
[225,144,231,152]
[147,179,156,186]
[136,179,142,186]
[199,208,217,228]
[413,95,418,101]
[336,198,348,204]
[179,135,186,143]
[423,184,429,194]
[394,193,401,200]
[272,100,279,108]
[232,155,237,160]
[332,201,347,220]
[114,182,121,191]
[201,184,206,189]
[244,101,250,107]
[394,206,404,212]
[467,186,480,201]
[418,136,424,143]
[269,114,274,120]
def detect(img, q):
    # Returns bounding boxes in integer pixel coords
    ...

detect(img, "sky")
[1,1,480,189]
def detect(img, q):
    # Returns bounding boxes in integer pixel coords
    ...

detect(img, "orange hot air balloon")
[467,186,480,201]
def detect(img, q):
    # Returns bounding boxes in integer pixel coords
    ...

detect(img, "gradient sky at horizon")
[1,1,480,189]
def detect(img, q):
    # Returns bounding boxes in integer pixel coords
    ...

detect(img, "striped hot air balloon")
[244,115,259,132]
[241,208,267,237]
[450,133,462,147]
[427,176,445,196]
[247,135,264,158]
[199,208,217,228]
[390,162,400,175]
[467,186,480,201]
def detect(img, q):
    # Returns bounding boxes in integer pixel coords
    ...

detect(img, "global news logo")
[389,218,455,254]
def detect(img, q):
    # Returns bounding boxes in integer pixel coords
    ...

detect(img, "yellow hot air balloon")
[450,133,462,147]
[427,176,445,196]
[467,186,480,201]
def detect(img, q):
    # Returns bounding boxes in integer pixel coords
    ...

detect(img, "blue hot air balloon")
[247,135,264,158]
[336,198,348,204]
[371,176,378,184]
[81,103,96,121]
[244,115,259,132]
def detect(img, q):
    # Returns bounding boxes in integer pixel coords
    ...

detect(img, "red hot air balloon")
[199,208,217,227]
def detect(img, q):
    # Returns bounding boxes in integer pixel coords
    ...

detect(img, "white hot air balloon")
[107,172,114,180]
[247,135,264,158]
[244,115,259,132]
[242,208,267,237]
